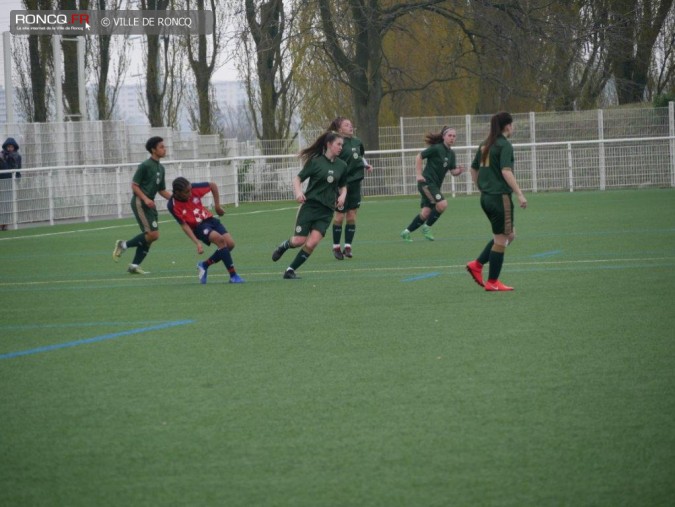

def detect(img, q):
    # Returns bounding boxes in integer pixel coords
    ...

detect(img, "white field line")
[0,256,672,288]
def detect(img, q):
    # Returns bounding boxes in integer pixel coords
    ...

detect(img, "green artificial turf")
[1,189,674,506]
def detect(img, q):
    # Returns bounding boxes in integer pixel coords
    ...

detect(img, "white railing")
[1,134,674,229]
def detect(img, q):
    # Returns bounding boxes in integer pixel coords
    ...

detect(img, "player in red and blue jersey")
[167,177,244,284]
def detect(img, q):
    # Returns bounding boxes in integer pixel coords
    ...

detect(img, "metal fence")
[0,104,673,229]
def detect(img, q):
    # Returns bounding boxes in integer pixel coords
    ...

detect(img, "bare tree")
[89,0,131,120]
[238,0,305,151]
[315,0,481,150]
[17,0,53,122]
[58,0,90,120]
[604,0,674,104]
[183,0,223,134]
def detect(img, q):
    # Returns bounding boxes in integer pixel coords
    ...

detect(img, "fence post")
[11,173,17,229]
[465,114,472,194]
[83,168,89,222]
[400,116,407,195]
[598,109,606,190]
[567,142,574,192]
[669,101,675,188]
[530,111,538,192]
[116,167,122,218]
[48,171,54,226]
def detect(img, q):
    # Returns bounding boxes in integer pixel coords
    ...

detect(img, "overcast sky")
[0,0,237,86]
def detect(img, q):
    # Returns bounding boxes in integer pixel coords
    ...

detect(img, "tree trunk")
[146,34,163,127]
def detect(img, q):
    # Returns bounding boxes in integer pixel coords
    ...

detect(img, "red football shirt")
[168,183,213,229]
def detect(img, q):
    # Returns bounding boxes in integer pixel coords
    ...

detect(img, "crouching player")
[168,177,244,284]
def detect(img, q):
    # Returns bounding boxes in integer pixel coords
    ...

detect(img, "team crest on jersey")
[327,169,334,183]
[295,226,302,233]
[435,194,442,200]
[152,221,158,228]
[443,158,448,168]
[192,197,199,204]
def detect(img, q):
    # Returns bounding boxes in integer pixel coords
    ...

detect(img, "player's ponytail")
[481,112,513,165]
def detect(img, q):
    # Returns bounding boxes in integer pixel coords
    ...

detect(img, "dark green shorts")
[480,193,514,235]
[337,180,362,211]
[418,181,444,208]
[131,196,159,233]
[294,201,333,237]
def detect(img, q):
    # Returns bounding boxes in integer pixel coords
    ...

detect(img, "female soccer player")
[466,112,527,291]
[400,126,464,242]
[168,177,244,284]
[271,131,348,279]
[327,117,372,260]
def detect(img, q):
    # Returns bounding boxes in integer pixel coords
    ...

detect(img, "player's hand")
[337,196,346,209]
[365,163,373,173]
[518,194,528,209]
[196,244,204,255]
[295,193,306,203]
[416,175,426,183]
[452,165,465,176]
[215,205,225,216]
[144,199,156,209]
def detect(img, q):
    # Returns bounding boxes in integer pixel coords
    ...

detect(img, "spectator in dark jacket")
[1,138,22,176]
[1,137,21,230]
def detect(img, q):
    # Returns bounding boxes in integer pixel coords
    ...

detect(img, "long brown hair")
[299,131,343,165]
[424,126,454,145]
[481,112,513,165]
[327,117,348,133]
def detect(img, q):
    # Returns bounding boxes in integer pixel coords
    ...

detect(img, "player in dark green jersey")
[327,117,372,260]
[112,136,172,274]
[272,131,348,279]
[400,127,465,242]
[466,112,527,292]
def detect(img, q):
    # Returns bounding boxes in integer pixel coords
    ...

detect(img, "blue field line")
[0,320,194,360]
[402,272,441,282]
[531,250,563,258]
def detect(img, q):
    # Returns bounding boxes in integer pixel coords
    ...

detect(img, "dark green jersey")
[132,158,166,200]
[471,135,514,195]
[298,154,348,210]
[339,136,367,183]
[421,143,456,187]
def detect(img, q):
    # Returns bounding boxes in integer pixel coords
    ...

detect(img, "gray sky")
[0,0,237,85]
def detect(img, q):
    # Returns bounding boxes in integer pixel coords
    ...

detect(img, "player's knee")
[146,231,160,243]
[436,201,448,213]
[420,208,431,220]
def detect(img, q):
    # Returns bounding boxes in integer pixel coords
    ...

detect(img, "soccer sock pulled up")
[345,223,356,244]
[477,240,495,265]
[132,243,150,265]
[406,215,425,233]
[289,248,311,271]
[487,244,506,282]
[332,224,343,245]
[425,209,442,227]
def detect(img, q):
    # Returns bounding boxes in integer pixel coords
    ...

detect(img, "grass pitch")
[1,189,674,506]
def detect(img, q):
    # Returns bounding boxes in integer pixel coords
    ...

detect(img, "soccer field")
[1,189,674,506]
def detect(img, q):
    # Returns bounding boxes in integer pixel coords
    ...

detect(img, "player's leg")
[332,210,345,259]
[125,200,158,274]
[484,195,515,291]
[284,212,330,279]
[402,183,434,241]
[343,208,357,258]
[205,221,243,283]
